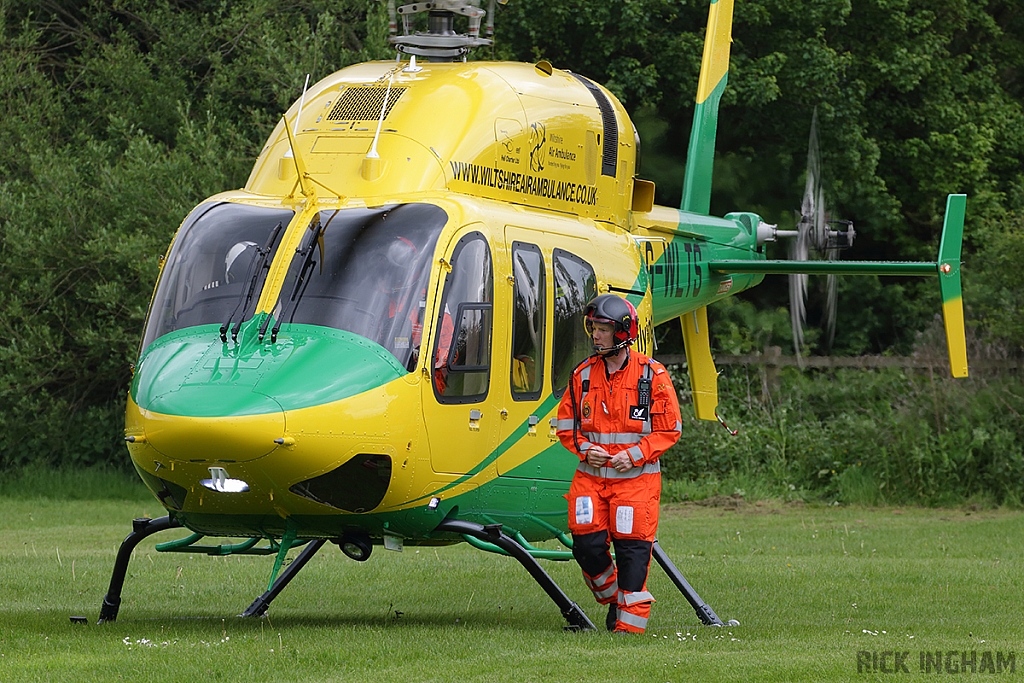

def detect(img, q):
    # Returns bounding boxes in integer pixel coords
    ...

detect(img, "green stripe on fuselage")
[406,393,562,505]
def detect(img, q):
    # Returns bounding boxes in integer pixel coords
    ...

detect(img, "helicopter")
[96,0,968,631]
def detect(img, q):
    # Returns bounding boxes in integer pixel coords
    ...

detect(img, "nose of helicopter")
[130,323,410,464]
[142,386,285,462]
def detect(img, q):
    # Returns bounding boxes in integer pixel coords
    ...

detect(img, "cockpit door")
[422,227,502,476]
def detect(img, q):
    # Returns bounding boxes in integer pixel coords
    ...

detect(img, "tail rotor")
[787,107,855,359]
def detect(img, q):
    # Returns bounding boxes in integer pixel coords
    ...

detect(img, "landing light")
[200,467,250,493]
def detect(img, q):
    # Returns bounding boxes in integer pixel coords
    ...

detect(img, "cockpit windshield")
[142,203,294,352]
[275,203,448,370]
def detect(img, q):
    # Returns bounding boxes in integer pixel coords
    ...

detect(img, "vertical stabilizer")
[681,0,734,215]
[937,194,968,378]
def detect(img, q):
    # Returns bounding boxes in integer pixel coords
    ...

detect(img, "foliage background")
[1,1,1021,496]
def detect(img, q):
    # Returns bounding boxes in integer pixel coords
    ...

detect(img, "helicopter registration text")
[644,240,705,299]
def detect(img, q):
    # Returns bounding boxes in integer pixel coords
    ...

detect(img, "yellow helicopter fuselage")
[126,59,761,546]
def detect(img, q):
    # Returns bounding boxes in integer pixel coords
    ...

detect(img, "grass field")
[0,481,1021,682]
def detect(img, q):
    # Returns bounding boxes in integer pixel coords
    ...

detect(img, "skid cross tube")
[241,539,327,618]
[652,539,724,626]
[436,519,596,631]
[98,516,182,624]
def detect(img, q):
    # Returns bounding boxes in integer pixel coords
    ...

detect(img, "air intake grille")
[326,87,408,122]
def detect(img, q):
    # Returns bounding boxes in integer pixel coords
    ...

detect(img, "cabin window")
[510,242,545,400]
[434,232,493,402]
[551,248,597,396]
[275,203,447,371]
[142,202,294,352]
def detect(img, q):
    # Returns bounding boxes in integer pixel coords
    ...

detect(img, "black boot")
[606,603,617,631]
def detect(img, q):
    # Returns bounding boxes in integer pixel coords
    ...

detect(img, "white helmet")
[224,241,258,283]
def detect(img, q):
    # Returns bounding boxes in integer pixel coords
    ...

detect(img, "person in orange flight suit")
[556,294,682,634]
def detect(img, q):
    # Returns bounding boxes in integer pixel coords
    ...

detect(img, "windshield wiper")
[220,222,283,343]
[268,216,327,343]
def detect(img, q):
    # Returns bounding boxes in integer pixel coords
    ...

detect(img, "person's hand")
[585,446,610,467]
[608,451,634,472]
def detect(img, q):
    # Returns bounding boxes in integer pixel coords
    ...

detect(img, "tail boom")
[708,194,970,378]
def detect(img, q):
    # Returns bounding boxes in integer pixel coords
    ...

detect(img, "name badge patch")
[629,405,649,421]
[575,496,594,525]
[615,505,634,535]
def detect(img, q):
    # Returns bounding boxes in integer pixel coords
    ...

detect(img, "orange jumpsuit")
[556,350,681,633]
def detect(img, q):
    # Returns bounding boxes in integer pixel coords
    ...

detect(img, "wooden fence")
[653,346,1019,398]
[654,348,1021,372]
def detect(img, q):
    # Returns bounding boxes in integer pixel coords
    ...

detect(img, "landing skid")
[435,519,597,631]
[239,524,732,631]
[97,516,181,623]
[240,539,327,617]
[96,517,730,630]
[652,539,737,627]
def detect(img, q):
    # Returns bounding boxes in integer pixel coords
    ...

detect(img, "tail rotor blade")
[824,270,838,351]
[788,236,808,363]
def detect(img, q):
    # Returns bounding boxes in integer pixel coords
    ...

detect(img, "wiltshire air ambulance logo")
[629,406,649,421]
[528,121,546,173]
[582,401,592,419]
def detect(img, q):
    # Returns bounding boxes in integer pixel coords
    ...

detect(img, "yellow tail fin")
[681,307,719,421]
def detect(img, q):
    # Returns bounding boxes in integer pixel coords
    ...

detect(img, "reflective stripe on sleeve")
[626,445,644,465]
[556,419,575,431]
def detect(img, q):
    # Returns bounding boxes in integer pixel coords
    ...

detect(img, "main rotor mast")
[387,0,504,61]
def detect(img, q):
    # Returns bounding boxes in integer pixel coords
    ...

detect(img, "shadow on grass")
[63,609,568,632]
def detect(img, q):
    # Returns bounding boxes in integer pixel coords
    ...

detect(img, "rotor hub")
[388,1,499,61]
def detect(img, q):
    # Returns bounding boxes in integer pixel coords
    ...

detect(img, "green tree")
[496,0,1024,355]
[2,0,1022,471]
[0,1,389,468]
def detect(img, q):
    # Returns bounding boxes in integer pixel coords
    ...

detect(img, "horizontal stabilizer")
[709,261,935,276]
